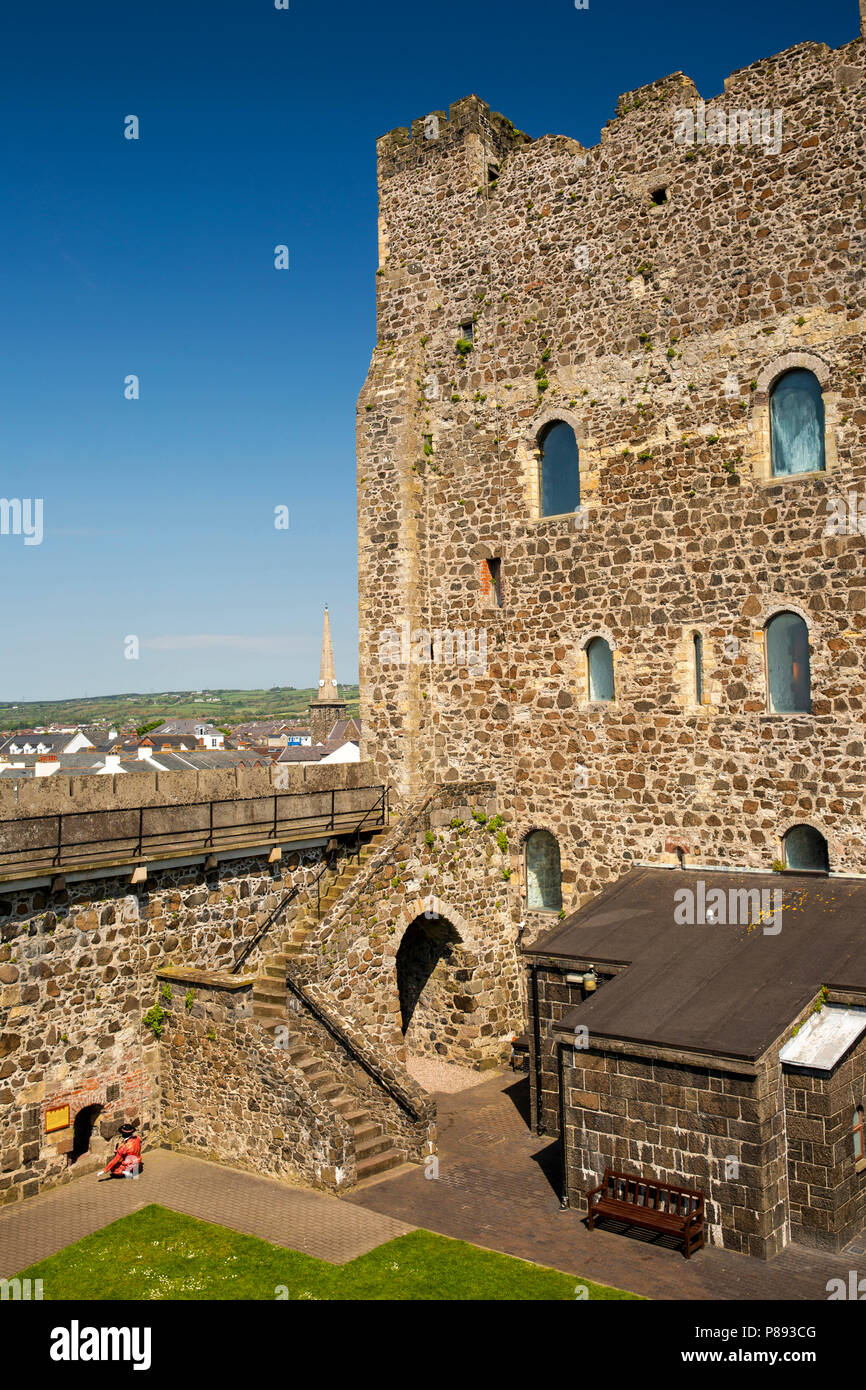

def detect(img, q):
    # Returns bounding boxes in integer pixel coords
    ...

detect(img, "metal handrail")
[0,784,387,878]
[350,784,391,864]
[230,785,391,973]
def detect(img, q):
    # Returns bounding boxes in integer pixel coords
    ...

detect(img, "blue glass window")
[539,422,580,517]
[770,370,825,476]
[587,637,615,702]
[766,612,811,713]
[526,830,562,910]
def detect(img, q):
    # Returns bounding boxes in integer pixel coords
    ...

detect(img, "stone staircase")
[250,827,407,1186]
[252,826,391,991]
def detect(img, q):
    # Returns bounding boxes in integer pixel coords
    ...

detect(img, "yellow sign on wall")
[45,1105,70,1134]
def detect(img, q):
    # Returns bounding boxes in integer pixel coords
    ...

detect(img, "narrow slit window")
[693,631,704,705]
[460,320,474,343]
[854,1108,865,1168]
[485,557,503,609]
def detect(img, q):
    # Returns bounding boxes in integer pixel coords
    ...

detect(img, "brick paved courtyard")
[2,1068,864,1300]
[0,1149,411,1279]
[346,1069,866,1302]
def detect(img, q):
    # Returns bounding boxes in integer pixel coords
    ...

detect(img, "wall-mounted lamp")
[565,966,598,991]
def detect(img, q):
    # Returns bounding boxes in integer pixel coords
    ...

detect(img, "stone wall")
[562,1038,790,1259]
[357,23,866,921]
[0,846,330,1204]
[157,974,354,1189]
[525,958,605,1136]
[297,784,523,1067]
[785,1024,866,1251]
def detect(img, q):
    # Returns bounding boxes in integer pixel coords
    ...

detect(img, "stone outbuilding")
[525,868,866,1258]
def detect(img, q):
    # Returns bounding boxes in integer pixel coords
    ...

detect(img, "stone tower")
[357,20,866,919]
[309,604,346,745]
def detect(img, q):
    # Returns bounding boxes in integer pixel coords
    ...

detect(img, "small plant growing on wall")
[185,989,195,1012]
[424,830,435,847]
[143,1004,166,1039]
[161,984,173,1003]
[496,831,508,854]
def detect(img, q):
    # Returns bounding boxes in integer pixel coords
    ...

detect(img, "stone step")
[316,1082,345,1102]
[355,1131,393,1160]
[298,1060,331,1082]
[253,980,284,1001]
[351,1160,417,1191]
[252,1001,285,1021]
[335,1104,371,1130]
[354,1149,403,1182]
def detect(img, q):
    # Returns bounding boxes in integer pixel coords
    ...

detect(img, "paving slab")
[0,1150,413,1278]
[345,1069,865,1302]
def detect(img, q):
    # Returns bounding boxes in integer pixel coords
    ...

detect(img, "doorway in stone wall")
[396,913,465,1059]
[70,1104,103,1165]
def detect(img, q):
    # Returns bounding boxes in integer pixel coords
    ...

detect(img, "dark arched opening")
[396,914,463,1056]
[70,1104,103,1164]
[784,824,829,874]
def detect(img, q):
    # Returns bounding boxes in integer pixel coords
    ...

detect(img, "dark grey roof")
[526,867,866,1062]
[0,732,91,754]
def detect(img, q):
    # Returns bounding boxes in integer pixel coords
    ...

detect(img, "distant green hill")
[0,687,360,733]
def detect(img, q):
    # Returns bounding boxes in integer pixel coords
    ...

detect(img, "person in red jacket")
[98,1123,142,1180]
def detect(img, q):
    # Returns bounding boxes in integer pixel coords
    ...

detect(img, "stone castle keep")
[2,7,865,1263]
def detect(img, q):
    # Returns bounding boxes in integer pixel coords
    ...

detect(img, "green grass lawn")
[14,1205,640,1301]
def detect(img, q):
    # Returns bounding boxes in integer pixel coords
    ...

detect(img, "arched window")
[586,637,615,702]
[770,369,825,476]
[539,421,580,517]
[525,830,562,911]
[693,632,704,706]
[765,612,811,713]
[784,824,829,874]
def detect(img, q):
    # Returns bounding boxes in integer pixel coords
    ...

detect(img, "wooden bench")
[586,1168,705,1259]
[509,1033,529,1072]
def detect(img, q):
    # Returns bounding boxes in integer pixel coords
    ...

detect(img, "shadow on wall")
[396,914,463,1055]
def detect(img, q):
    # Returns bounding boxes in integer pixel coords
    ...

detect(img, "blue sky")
[0,0,856,701]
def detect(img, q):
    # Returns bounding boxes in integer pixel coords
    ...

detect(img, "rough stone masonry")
[357,9,866,934]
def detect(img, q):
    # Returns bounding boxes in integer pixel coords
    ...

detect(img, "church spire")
[316,604,338,702]
[309,604,347,746]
